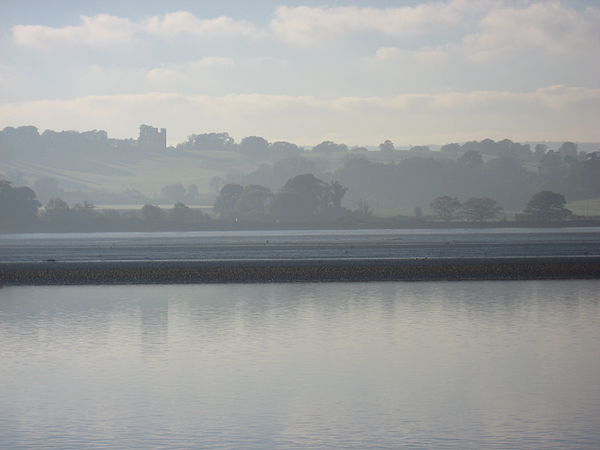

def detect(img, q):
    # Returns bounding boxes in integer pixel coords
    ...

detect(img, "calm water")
[1,281,599,449]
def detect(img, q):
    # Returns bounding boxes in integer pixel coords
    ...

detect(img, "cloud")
[144,11,264,39]
[374,47,450,64]
[12,14,140,48]
[373,1,600,62]
[12,11,264,48]
[71,57,238,95]
[1,87,598,145]
[145,57,236,85]
[269,3,467,45]
[463,2,600,60]
[368,2,600,92]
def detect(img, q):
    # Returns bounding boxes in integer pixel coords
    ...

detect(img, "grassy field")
[5,150,260,195]
[566,198,600,216]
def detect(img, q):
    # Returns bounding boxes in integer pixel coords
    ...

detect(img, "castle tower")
[138,124,166,150]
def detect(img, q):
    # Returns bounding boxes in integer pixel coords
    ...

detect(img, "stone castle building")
[138,124,166,150]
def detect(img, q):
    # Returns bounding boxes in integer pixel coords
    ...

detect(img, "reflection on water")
[1,281,599,448]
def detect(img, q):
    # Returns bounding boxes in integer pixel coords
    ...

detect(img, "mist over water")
[2,2,600,448]
[1,281,599,448]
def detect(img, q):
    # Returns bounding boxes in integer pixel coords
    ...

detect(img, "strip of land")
[1,257,600,285]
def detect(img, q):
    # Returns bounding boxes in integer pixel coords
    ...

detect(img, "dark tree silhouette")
[177,132,235,151]
[558,142,577,158]
[141,204,164,221]
[462,197,502,222]
[312,141,348,153]
[213,183,243,219]
[522,191,572,221]
[457,150,483,169]
[270,141,301,157]
[327,181,348,209]
[430,196,461,221]
[378,140,395,152]
[0,180,40,230]
[239,136,269,159]
[270,174,348,222]
[235,185,273,221]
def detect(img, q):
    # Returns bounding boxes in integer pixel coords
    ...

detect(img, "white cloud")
[374,46,450,64]
[72,57,237,94]
[144,11,264,39]
[12,14,140,48]
[269,1,476,45]
[12,11,264,48]
[463,2,600,60]
[145,57,236,85]
[373,1,600,63]
[368,1,600,92]
[1,87,598,145]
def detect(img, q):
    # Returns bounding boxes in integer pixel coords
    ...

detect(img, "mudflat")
[2,257,600,285]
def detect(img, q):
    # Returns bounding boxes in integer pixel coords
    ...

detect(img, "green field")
[566,198,600,216]
[5,150,260,195]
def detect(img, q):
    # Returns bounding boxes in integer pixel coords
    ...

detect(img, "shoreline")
[3,219,600,235]
[2,257,600,285]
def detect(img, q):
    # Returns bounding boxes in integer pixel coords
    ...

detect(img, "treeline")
[6,123,593,162]
[0,176,588,233]
[428,192,573,223]
[0,175,361,232]
[212,174,351,224]
[331,145,600,211]
[0,182,211,232]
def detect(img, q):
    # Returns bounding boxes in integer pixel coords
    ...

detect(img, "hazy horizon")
[1,0,599,145]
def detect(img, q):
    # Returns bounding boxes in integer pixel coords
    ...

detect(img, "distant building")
[138,124,166,150]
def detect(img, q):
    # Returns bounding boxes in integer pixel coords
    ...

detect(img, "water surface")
[1,281,599,448]
[2,227,600,262]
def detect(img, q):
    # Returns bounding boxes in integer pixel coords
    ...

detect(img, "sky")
[0,0,599,146]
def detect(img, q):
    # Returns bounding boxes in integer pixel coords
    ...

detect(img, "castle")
[138,124,166,150]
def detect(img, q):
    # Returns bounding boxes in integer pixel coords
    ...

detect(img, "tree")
[0,180,41,229]
[558,142,577,158]
[522,191,572,221]
[73,201,95,215]
[378,140,395,152]
[441,143,460,155]
[356,199,373,218]
[269,190,311,222]
[326,181,348,209]
[430,195,461,221]
[239,136,269,159]
[271,141,301,156]
[141,204,164,221]
[235,185,273,221]
[178,132,235,151]
[168,202,193,224]
[168,202,207,226]
[462,197,502,222]
[44,198,69,218]
[213,183,243,219]
[269,174,347,222]
[534,143,548,160]
[457,150,483,169]
[312,141,348,154]
[42,197,75,229]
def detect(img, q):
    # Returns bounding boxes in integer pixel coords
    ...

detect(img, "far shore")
[2,219,600,235]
